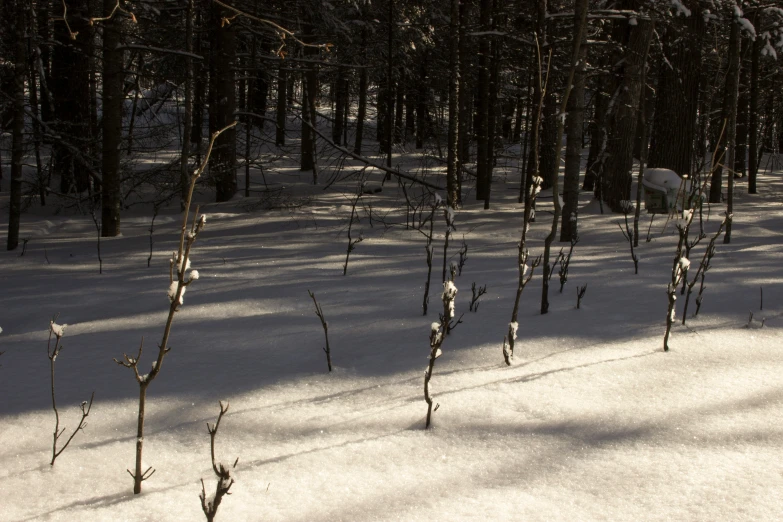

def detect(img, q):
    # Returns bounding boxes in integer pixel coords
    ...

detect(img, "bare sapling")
[457,237,468,276]
[681,213,728,324]
[663,217,693,352]
[576,284,587,309]
[89,208,103,274]
[746,310,766,329]
[47,319,95,466]
[424,281,461,429]
[420,195,439,315]
[199,401,238,522]
[504,248,542,366]
[308,290,332,371]
[343,189,364,276]
[469,282,487,312]
[114,122,235,495]
[147,202,161,268]
[442,207,456,284]
[558,237,578,292]
[646,214,655,242]
[618,202,639,274]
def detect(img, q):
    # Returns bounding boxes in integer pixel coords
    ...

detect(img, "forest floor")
[1,141,783,521]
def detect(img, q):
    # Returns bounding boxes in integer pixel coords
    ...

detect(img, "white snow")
[671,0,691,17]
[50,321,67,338]
[2,148,783,522]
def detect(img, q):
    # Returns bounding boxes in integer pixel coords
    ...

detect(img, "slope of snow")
[1,157,783,521]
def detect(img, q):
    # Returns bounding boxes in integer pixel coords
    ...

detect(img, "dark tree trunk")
[180,0,194,211]
[647,0,703,176]
[710,18,740,205]
[354,66,367,155]
[333,67,346,145]
[748,30,760,194]
[734,38,749,177]
[7,0,26,250]
[394,68,404,143]
[51,0,91,194]
[37,0,53,124]
[208,0,237,201]
[446,0,460,207]
[276,62,287,146]
[415,55,427,150]
[561,35,587,242]
[101,0,123,236]
[602,18,653,212]
[457,0,471,167]
[475,0,492,201]
[538,90,557,191]
[191,6,204,154]
[252,61,269,131]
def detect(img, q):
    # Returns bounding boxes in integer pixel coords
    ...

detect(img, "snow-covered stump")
[424,281,461,429]
[114,122,234,495]
[308,290,332,372]
[682,213,729,324]
[199,401,238,522]
[47,319,94,466]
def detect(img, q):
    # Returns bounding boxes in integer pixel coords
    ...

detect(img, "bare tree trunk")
[354,66,367,155]
[276,62,287,146]
[541,0,588,314]
[475,0,491,201]
[647,0,703,176]
[101,0,123,236]
[447,0,460,208]
[710,17,740,205]
[748,27,760,194]
[208,0,237,201]
[734,38,749,177]
[601,18,653,212]
[180,0,194,210]
[560,12,587,242]
[7,0,26,250]
[723,18,741,244]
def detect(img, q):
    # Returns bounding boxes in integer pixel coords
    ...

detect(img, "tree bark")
[647,0,703,176]
[276,62,287,146]
[446,0,460,208]
[101,0,123,236]
[710,17,740,205]
[560,14,587,242]
[475,0,492,201]
[7,0,26,250]
[208,0,237,201]
[601,18,654,212]
[354,66,367,155]
[748,29,760,194]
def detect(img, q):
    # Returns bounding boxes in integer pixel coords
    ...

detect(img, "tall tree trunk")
[394,68,404,143]
[734,38,749,177]
[560,24,587,242]
[276,62,287,146]
[37,0,53,125]
[101,0,123,236]
[723,18,741,244]
[333,66,346,145]
[354,66,367,155]
[7,0,26,250]
[710,18,740,205]
[179,0,194,210]
[475,0,492,201]
[415,54,427,150]
[457,0,471,168]
[540,0,588,314]
[385,0,394,170]
[208,0,237,201]
[748,28,760,194]
[524,0,547,216]
[52,0,90,194]
[647,0,703,176]
[446,0,460,207]
[602,18,654,212]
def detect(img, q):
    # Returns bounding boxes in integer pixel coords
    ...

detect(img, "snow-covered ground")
[2,148,783,521]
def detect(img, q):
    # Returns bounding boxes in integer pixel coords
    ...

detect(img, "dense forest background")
[2,0,783,248]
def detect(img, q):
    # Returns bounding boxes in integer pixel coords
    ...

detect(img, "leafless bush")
[469,282,487,312]
[199,401,238,522]
[308,290,332,371]
[424,281,462,428]
[47,319,94,466]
